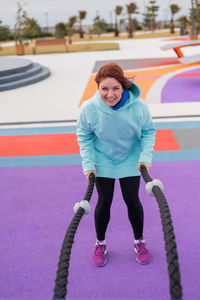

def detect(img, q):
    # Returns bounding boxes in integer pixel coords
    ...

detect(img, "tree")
[14,2,28,46]
[119,18,125,31]
[143,10,152,30]
[170,4,181,33]
[55,22,66,38]
[178,16,189,27]
[133,18,142,30]
[79,10,87,38]
[114,6,123,37]
[93,15,108,35]
[126,2,137,38]
[144,0,159,31]
[0,20,11,41]
[177,16,189,35]
[24,18,42,39]
[66,16,77,44]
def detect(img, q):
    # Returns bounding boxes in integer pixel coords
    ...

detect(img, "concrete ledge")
[161,40,200,50]
[179,54,200,64]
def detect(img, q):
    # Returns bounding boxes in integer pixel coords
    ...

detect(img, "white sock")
[134,238,145,244]
[96,239,106,245]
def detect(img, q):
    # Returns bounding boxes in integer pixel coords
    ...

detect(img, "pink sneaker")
[134,237,151,264]
[92,242,107,267]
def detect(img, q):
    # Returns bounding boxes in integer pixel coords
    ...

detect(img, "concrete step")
[0,57,33,76]
[0,66,51,91]
[0,63,42,84]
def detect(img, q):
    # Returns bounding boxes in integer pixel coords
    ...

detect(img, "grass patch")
[70,34,128,42]
[68,42,119,52]
[69,30,180,42]
[0,42,119,56]
[133,31,180,39]
[0,46,16,56]
[0,45,35,56]
[35,44,67,54]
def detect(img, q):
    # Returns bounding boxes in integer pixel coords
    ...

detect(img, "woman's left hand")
[138,162,151,172]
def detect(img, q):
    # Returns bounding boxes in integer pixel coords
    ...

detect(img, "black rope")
[140,165,183,300]
[53,173,95,300]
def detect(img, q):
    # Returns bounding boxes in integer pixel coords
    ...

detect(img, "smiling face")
[98,77,123,107]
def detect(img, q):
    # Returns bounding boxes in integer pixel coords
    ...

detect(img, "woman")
[77,63,156,267]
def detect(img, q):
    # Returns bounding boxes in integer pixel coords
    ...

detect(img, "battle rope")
[53,173,95,300]
[140,164,183,300]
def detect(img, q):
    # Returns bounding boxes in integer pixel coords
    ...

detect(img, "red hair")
[95,63,132,89]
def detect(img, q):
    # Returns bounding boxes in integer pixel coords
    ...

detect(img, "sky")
[0,0,193,29]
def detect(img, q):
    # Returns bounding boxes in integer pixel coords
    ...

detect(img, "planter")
[16,44,24,55]
[189,33,198,40]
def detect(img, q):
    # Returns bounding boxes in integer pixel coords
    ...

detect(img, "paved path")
[0,37,200,128]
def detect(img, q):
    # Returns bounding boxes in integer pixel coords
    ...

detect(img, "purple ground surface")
[161,67,200,103]
[0,161,200,300]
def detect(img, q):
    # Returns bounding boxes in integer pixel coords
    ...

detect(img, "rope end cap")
[73,200,91,214]
[145,179,164,196]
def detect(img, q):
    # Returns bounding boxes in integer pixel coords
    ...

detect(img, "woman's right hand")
[84,170,96,180]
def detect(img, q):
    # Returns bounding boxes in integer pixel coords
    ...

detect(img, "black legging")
[95,176,144,241]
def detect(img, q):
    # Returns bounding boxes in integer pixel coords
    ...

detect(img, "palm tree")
[66,16,77,44]
[126,2,137,38]
[79,10,86,38]
[170,4,180,33]
[114,6,123,37]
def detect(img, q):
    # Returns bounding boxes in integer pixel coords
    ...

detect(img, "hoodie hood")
[129,80,141,99]
[94,81,141,114]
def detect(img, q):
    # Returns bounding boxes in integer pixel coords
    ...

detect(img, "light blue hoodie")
[76,81,156,178]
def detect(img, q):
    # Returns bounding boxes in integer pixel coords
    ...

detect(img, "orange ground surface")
[0,129,181,157]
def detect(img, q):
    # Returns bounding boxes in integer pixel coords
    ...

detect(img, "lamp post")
[190,0,197,39]
[191,0,195,34]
